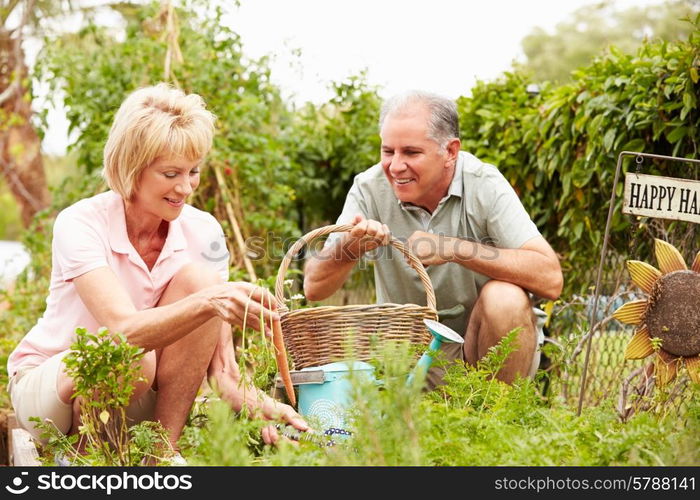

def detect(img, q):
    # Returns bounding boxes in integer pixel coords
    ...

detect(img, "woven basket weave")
[275,224,437,369]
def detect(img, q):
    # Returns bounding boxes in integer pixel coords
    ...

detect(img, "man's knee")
[468,281,537,382]
[477,280,531,322]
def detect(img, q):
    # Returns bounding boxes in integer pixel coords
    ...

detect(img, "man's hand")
[407,231,454,267]
[343,214,391,260]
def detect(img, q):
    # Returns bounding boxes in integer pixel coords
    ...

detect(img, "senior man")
[304,91,563,385]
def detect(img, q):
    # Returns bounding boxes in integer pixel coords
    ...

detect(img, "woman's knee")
[133,350,157,398]
[161,263,223,301]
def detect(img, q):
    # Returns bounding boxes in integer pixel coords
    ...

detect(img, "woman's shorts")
[8,351,157,443]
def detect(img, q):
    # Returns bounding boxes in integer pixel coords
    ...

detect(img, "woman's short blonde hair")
[103,83,216,200]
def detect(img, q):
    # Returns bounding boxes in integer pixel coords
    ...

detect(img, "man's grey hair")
[379,90,459,149]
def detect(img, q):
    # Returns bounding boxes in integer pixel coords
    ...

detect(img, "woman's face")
[132,155,201,222]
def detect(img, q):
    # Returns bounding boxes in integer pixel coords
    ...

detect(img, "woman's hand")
[260,400,309,445]
[199,282,279,335]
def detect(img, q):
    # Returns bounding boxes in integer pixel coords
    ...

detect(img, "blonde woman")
[7,84,306,460]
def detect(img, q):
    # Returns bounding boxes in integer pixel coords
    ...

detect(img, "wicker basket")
[275,224,437,369]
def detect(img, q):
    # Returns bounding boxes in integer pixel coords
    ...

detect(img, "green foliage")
[182,333,699,466]
[66,327,143,410]
[521,0,700,83]
[0,179,22,239]
[0,166,103,408]
[184,400,259,466]
[458,22,700,295]
[0,218,52,408]
[326,341,426,466]
[287,75,382,228]
[33,327,172,466]
[12,318,699,467]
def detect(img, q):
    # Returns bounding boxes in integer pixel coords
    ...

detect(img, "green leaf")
[620,138,645,152]
[603,129,617,151]
[99,410,110,425]
[682,91,696,111]
[666,126,688,144]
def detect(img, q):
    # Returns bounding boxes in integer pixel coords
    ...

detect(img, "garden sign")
[578,151,700,415]
[623,172,700,223]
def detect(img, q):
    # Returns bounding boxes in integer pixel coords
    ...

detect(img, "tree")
[520,0,700,84]
[0,0,52,226]
[37,1,300,276]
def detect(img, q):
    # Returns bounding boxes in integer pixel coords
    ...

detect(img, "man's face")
[380,104,453,211]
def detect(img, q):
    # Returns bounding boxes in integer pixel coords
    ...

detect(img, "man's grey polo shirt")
[328,151,541,335]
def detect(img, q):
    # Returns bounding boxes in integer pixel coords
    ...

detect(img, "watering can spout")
[407,319,465,386]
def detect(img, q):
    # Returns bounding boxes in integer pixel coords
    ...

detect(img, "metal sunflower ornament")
[613,239,700,385]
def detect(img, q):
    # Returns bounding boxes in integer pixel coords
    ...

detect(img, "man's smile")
[393,178,415,185]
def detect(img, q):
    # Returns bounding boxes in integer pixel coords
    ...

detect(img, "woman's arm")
[72,267,277,351]
[207,325,308,442]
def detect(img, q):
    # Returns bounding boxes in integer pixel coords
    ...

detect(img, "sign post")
[577,152,700,416]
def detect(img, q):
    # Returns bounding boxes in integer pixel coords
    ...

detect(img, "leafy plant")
[181,328,700,466]
[286,74,382,229]
[458,18,700,297]
[32,327,172,466]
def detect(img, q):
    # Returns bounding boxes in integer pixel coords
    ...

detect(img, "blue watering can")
[294,361,376,430]
[285,318,465,430]
[406,319,465,386]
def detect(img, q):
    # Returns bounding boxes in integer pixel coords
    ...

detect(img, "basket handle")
[274,224,437,311]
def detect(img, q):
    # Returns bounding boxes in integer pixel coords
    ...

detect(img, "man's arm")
[304,215,390,301]
[407,232,563,300]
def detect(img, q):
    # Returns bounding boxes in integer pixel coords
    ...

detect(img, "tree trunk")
[0,26,49,227]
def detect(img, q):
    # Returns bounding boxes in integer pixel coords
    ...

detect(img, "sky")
[38,0,658,155]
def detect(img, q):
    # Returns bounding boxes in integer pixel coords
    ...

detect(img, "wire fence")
[550,325,693,420]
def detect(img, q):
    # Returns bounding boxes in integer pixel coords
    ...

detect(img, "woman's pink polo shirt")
[7,190,229,376]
